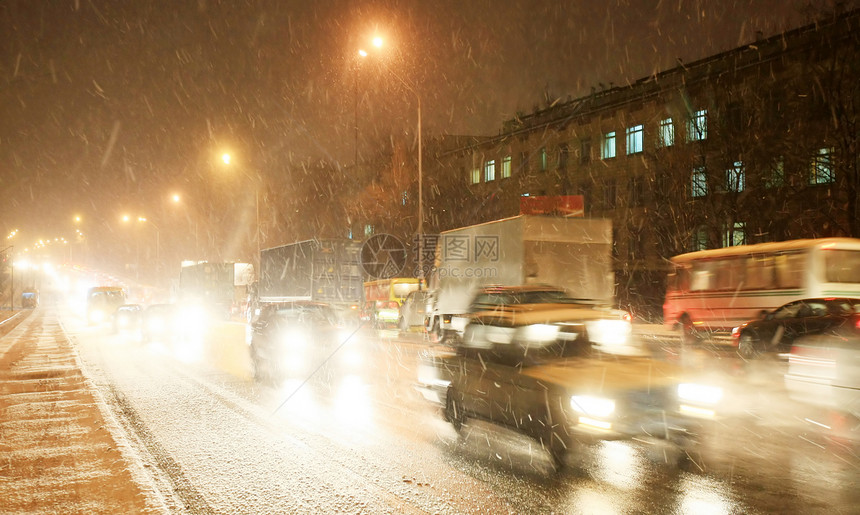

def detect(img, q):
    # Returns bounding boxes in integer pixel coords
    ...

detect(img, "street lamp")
[359,38,424,286]
[219,152,260,270]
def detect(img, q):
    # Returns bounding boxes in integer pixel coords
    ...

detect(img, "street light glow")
[222,153,231,165]
[372,36,383,48]
[172,193,181,203]
[358,49,367,57]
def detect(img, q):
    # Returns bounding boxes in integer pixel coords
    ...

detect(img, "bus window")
[714,258,745,291]
[690,261,714,291]
[823,249,860,283]
[745,255,776,290]
[775,252,804,289]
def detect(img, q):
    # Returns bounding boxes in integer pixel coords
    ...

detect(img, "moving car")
[460,285,634,362]
[141,304,181,343]
[86,286,127,325]
[112,304,142,334]
[785,326,860,425]
[21,288,39,308]
[731,297,860,359]
[399,290,431,331]
[416,284,722,468]
[248,301,345,382]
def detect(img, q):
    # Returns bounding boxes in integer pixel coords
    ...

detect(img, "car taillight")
[622,311,632,323]
[854,314,860,331]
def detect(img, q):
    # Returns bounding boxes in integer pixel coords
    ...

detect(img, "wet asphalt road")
[58,306,860,514]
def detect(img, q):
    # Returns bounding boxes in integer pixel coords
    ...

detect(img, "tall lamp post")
[359,37,424,286]
[220,152,260,272]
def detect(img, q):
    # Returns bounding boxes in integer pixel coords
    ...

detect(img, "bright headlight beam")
[571,395,616,417]
[678,383,723,405]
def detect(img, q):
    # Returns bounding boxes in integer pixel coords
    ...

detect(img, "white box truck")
[425,215,614,343]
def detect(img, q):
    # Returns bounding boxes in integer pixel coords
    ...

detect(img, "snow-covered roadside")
[0,308,167,514]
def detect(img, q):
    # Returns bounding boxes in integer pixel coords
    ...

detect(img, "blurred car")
[21,288,39,308]
[399,290,431,331]
[785,328,860,424]
[86,286,127,325]
[248,301,345,382]
[731,297,860,359]
[141,304,181,343]
[460,285,634,363]
[367,300,400,329]
[417,345,722,469]
[112,304,142,334]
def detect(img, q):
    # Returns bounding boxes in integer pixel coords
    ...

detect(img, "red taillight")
[622,312,632,323]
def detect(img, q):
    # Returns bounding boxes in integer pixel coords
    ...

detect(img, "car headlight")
[677,383,723,405]
[570,395,616,417]
[585,319,632,345]
[514,323,559,343]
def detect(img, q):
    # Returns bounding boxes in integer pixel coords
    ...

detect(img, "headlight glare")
[678,383,723,405]
[570,395,616,417]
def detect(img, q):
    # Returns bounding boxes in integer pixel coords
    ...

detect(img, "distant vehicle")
[731,297,860,359]
[367,300,400,329]
[21,288,39,308]
[179,262,252,320]
[112,304,142,334]
[664,238,860,342]
[399,290,432,331]
[247,301,344,382]
[425,215,616,345]
[363,278,420,306]
[785,329,860,424]
[86,286,127,325]
[257,239,364,322]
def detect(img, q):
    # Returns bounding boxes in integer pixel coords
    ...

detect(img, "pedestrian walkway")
[0,308,163,514]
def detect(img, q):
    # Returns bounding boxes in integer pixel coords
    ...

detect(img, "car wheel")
[445,386,465,432]
[738,332,760,359]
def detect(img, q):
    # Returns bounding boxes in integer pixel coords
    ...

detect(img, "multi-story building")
[423,8,860,319]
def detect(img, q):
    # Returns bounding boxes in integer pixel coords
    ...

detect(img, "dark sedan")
[731,297,860,359]
[248,301,347,382]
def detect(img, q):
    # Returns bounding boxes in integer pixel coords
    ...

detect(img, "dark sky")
[0,0,848,267]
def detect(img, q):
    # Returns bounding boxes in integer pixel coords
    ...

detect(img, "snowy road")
[50,305,860,513]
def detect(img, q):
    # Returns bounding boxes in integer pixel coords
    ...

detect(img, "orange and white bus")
[361,278,422,325]
[663,238,860,337]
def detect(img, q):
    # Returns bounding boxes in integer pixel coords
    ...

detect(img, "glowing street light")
[359,37,425,285]
[219,152,260,268]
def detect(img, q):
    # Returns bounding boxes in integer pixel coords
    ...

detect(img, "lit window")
[626,124,643,155]
[725,161,745,192]
[501,156,512,178]
[766,158,785,188]
[687,109,708,142]
[601,131,616,159]
[401,190,408,206]
[364,224,374,236]
[658,118,674,147]
[691,166,707,197]
[810,147,835,184]
[723,222,746,247]
[484,159,496,182]
[539,147,547,171]
[470,168,480,184]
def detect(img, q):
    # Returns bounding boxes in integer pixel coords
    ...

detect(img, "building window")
[364,224,374,236]
[723,222,746,247]
[557,144,569,170]
[580,138,591,164]
[691,166,707,197]
[401,190,408,206]
[601,131,616,159]
[725,161,745,192]
[501,155,512,178]
[603,180,616,210]
[626,124,643,155]
[539,147,547,171]
[658,118,674,148]
[810,147,835,184]
[766,158,785,188]
[484,159,496,182]
[693,227,709,251]
[687,109,708,142]
[470,168,481,184]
